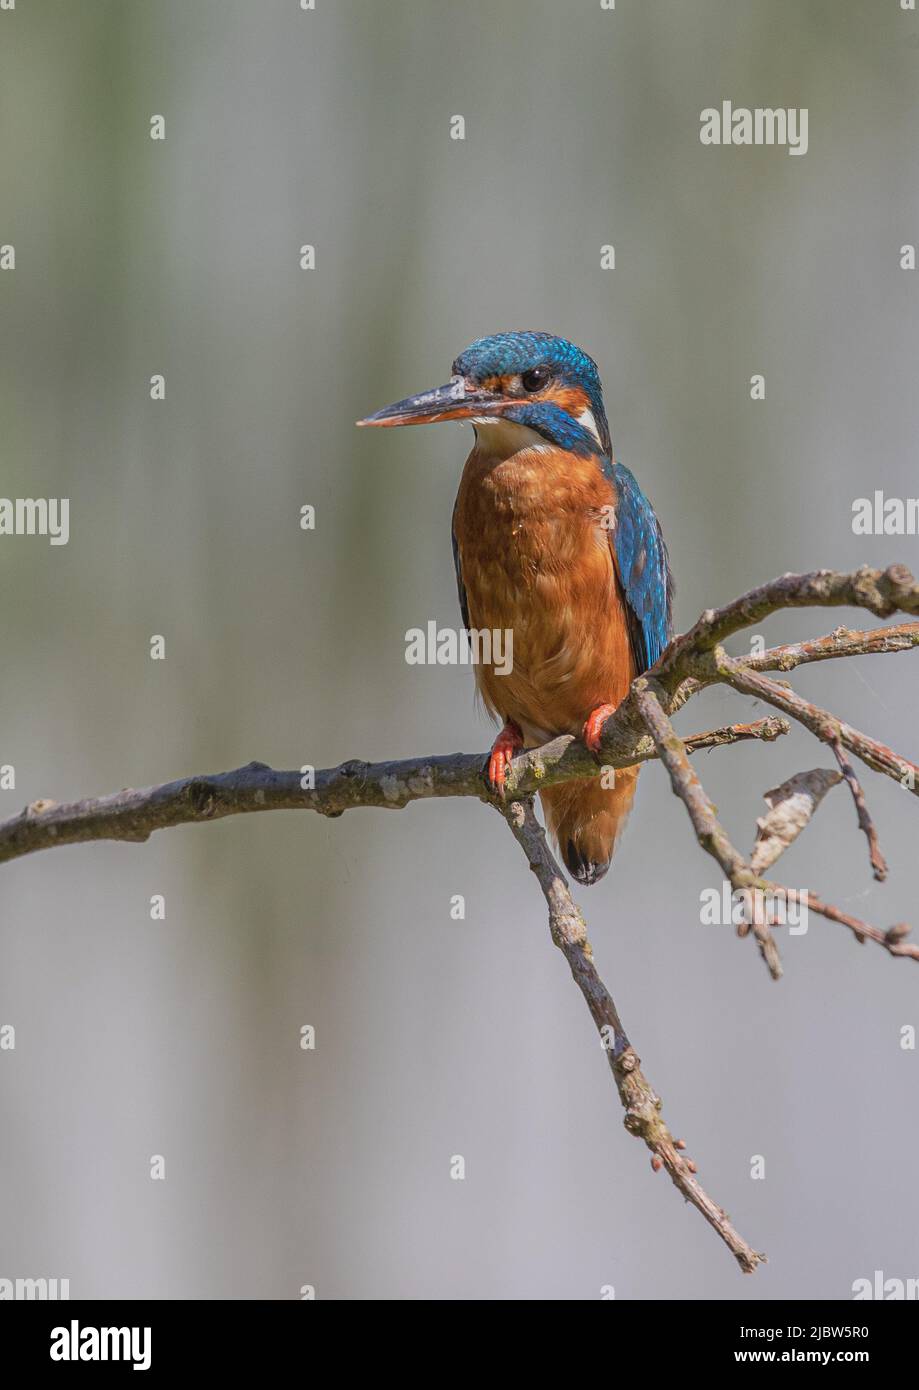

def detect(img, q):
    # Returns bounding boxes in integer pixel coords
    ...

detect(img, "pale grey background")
[1,0,917,1299]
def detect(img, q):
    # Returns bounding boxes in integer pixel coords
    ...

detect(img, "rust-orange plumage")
[359,332,672,885]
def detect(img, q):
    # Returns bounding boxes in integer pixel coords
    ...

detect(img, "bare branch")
[744,621,919,675]
[672,621,919,707]
[780,889,919,963]
[656,564,919,687]
[634,687,749,883]
[829,738,889,882]
[634,683,782,980]
[0,718,786,869]
[7,562,919,1275]
[503,796,765,1274]
[718,659,919,795]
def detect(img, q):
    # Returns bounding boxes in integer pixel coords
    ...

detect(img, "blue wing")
[603,460,673,672]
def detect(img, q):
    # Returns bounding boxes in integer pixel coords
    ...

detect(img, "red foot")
[583,702,618,754]
[486,720,524,795]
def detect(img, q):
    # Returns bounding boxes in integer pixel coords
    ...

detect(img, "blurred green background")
[1,0,918,1298]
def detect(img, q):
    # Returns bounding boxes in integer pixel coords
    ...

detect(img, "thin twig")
[745,621,919,674]
[829,738,888,882]
[633,682,782,980]
[718,659,919,795]
[778,888,919,962]
[655,563,919,688]
[671,621,919,707]
[503,796,765,1274]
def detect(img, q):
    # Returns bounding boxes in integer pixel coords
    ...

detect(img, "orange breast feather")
[452,440,636,746]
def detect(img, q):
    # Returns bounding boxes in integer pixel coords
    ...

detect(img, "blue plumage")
[452,332,672,672]
[453,331,611,457]
[603,459,673,671]
[453,331,606,414]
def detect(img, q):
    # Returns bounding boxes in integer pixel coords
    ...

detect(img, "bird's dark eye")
[521,365,550,393]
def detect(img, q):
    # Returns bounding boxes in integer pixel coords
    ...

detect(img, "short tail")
[540,767,640,886]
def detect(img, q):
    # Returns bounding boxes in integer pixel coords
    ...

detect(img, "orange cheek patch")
[543,385,592,417]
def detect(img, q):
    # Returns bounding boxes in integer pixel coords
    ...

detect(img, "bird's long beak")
[356,375,504,428]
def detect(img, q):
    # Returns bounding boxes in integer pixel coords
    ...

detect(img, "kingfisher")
[358,332,673,885]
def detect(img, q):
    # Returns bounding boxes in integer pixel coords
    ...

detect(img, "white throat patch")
[471,416,552,459]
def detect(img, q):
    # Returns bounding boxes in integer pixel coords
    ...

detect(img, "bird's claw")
[583,702,619,755]
[486,721,524,796]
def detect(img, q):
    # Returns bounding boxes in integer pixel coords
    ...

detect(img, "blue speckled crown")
[452,331,611,457]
